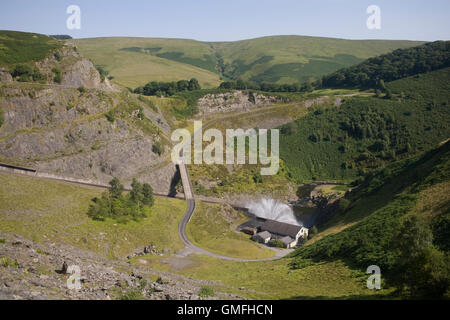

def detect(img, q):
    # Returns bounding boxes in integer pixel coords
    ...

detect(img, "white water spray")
[246,198,301,226]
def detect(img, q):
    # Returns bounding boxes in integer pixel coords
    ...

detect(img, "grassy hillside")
[71,37,221,89]
[0,30,62,67]
[279,67,450,183]
[0,172,187,259]
[73,36,424,88]
[186,202,275,259]
[290,141,450,297]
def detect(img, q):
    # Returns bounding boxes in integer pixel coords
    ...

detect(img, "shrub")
[105,110,115,123]
[270,238,285,248]
[252,172,263,183]
[1,257,19,268]
[95,65,109,82]
[77,86,86,94]
[87,177,153,223]
[54,51,62,61]
[32,68,45,82]
[198,286,214,298]
[309,226,318,239]
[338,198,350,212]
[52,67,62,83]
[152,141,163,156]
[0,107,4,128]
[12,64,32,78]
[119,288,143,300]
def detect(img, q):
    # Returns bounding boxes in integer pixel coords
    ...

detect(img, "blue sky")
[0,0,449,41]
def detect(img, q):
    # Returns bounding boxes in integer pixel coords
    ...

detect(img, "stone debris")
[0,232,242,300]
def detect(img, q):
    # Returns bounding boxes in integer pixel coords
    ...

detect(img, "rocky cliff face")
[0,46,176,194]
[197,90,280,115]
[34,44,119,92]
[0,68,12,82]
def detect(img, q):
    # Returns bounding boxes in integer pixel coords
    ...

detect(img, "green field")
[71,37,222,89]
[134,253,392,299]
[186,201,275,259]
[0,172,187,259]
[73,35,424,89]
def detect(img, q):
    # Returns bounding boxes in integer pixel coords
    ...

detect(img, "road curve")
[176,118,293,262]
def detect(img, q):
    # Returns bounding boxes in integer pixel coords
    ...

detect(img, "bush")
[270,238,285,248]
[1,257,19,268]
[32,68,45,82]
[95,65,109,82]
[309,226,318,239]
[0,107,4,128]
[105,110,115,123]
[119,288,143,300]
[338,198,351,212]
[152,141,163,156]
[198,286,214,298]
[54,51,62,61]
[12,64,33,78]
[252,172,263,183]
[52,67,62,83]
[77,86,86,94]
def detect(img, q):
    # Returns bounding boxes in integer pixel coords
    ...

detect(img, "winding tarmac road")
[0,108,294,262]
[176,117,293,262]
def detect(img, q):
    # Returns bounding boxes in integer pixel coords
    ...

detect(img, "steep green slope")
[320,41,450,88]
[0,30,62,66]
[290,141,450,297]
[279,67,450,183]
[73,36,424,88]
[213,36,423,83]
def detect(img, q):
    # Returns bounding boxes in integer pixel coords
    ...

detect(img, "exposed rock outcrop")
[0,73,174,194]
[0,232,240,300]
[197,90,280,115]
[0,67,12,82]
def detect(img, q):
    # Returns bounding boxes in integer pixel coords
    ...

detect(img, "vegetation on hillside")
[0,30,62,66]
[219,78,314,93]
[134,78,201,97]
[279,68,450,183]
[186,202,275,259]
[0,172,187,258]
[291,141,450,298]
[319,41,450,89]
[73,36,423,88]
[50,35,73,40]
[87,177,154,223]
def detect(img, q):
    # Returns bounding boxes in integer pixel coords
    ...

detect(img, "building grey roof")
[260,219,302,238]
[240,219,265,229]
[255,231,272,239]
[280,236,294,245]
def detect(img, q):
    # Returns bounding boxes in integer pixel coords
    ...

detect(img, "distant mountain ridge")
[72,35,425,88]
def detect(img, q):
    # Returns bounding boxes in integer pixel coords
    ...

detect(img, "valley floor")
[0,171,393,299]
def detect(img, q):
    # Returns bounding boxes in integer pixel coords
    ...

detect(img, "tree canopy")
[319,41,450,89]
[87,177,154,223]
[134,78,201,97]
